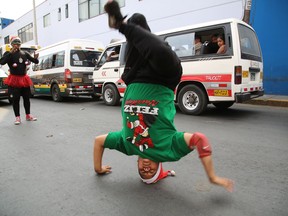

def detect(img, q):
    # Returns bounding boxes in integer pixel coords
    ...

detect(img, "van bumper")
[66,87,94,96]
[235,90,264,103]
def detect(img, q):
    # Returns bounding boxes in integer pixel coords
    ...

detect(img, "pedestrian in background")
[0,36,39,125]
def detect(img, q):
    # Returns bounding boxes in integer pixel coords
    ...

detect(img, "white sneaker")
[14,116,21,125]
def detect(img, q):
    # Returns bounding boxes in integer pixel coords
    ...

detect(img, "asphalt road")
[0,97,287,216]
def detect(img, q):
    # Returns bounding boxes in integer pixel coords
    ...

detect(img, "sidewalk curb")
[244,97,288,107]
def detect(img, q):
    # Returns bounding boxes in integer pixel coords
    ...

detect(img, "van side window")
[165,33,194,57]
[196,28,226,55]
[39,58,44,70]
[33,57,42,71]
[42,55,52,70]
[55,51,65,67]
[96,46,120,68]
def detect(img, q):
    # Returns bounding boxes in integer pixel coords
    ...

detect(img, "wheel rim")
[182,90,199,111]
[104,89,113,103]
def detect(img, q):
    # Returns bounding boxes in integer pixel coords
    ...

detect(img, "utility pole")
[243,0,252,24]
[33,0,39,45]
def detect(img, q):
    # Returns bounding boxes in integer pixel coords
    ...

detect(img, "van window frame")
[161,23,233,60]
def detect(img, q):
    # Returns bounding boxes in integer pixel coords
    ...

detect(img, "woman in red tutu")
[0,36,39,125]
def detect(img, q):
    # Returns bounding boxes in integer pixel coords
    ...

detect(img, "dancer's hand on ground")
[210,176,234,192]
[95,165,112,175]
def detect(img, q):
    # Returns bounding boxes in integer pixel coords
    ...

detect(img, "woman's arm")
[25,52,39,64]
[0,51,11,65]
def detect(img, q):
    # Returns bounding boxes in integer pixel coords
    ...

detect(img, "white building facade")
[0,0,245,47]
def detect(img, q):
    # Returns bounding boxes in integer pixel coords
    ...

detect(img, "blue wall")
[250,0,288,95]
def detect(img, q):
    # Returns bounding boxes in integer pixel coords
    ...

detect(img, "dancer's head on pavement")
[138,157,175,184]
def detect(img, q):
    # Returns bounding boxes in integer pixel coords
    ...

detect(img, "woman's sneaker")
[14,116,21,125]
[26,114,37,121]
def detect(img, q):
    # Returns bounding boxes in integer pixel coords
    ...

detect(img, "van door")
[237,24,264,100]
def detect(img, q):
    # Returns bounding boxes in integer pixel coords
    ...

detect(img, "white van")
[93,18,264,115]
[30,39,104,102]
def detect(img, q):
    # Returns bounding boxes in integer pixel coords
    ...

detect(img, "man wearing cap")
[0,36,39,125]
[93,0,233,192]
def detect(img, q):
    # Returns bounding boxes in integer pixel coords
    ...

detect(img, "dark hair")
[217,35,225,42]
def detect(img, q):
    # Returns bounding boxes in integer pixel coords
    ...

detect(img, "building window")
[18,23,33,43]
[78,0,125,22]
[65,4,69,18]
[43,13,51,27]
[58,8,62,21]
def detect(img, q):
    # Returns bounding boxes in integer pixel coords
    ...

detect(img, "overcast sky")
[0,0,45,20]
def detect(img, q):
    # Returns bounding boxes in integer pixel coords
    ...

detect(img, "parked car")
[0,69,11,104]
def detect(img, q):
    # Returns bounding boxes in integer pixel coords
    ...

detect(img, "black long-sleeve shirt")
[119,23,182,91]
[0,50,39,75]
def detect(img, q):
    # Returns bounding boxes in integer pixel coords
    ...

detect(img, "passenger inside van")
[194,35,202,55]
[107,46,120,61]
[216,35,227,54]
[207,34,219,53]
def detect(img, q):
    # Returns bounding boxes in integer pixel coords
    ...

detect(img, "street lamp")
[33,0,38,45]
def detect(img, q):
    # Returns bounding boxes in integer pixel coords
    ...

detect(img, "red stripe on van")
[181,74,232,82]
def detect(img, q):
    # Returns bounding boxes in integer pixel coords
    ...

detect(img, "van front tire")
[103,84,120,106]
[51,84,63,102]
[177,84,207,115]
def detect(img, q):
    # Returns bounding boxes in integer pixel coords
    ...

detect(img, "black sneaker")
[104,0,126,29]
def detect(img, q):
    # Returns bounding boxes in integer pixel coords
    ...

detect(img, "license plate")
[214,90,229,96]
[73,78,82,82]
[250,72,255,81]
[242,71,249,78]
[88,75,93,79]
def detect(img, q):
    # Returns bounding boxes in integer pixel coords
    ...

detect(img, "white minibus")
[30,39,104,102]
[93,18,264,115]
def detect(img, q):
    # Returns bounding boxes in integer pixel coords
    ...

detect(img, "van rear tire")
[103,84,120,106]
[51,84,63,102]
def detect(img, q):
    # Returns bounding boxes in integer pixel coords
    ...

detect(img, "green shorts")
[104,83,191,162]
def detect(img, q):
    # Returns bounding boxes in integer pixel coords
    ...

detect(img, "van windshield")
[238,24,262,62]
[70,50,102,67]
